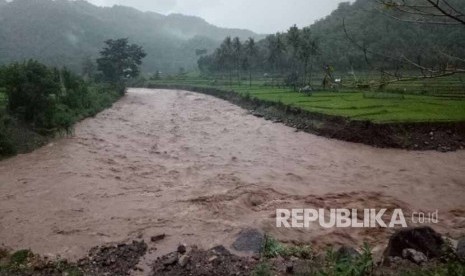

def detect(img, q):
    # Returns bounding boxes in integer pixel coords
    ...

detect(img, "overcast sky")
[86,0,351,34]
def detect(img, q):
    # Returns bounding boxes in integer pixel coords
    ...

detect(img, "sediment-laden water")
[0,88,463,264]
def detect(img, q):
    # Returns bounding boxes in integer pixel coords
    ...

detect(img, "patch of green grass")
[260,237,376,275]
[242,89,465,123]
[9,249,32,265]
[262,235,313,259]
[0,248,84,276]
[320,244,374,276]
[149,78,465,123]
[56,261,83,276]
[262,235,286,258]
[251,262,272,276]
[0,249,33,273]
[363,91,405,99]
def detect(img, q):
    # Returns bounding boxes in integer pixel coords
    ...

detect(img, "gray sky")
[86,0,351,34]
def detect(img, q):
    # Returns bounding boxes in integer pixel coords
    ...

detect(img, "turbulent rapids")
[0,88,464,262]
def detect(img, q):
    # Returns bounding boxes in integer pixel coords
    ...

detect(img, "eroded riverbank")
[0,88,464,268]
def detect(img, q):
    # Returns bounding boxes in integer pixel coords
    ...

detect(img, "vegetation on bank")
[197,1,465,91]
[251,235,465,276]
[146,75,465,123]
[189,0,465,125]
[0,38,146,157]
[0,248,82,276]
[2,237,464,276]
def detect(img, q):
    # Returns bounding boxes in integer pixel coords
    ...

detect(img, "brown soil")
[151,245,258,276]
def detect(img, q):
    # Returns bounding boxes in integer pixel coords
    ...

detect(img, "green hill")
[0,0,261,73]
[307,0,465,70]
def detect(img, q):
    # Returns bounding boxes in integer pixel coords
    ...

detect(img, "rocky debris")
[177,244,187,254]
[151,245,258,276]
[210,245,231,256]
[232,228,264,254]
[286,263,294,273]
[3,234,464,276]
[78,240,147,276]
[457,238,465,260]
[336,246,360,260]
[150,234,166,243]
[402,248,428,265]
[162,253,178,267]
[251,111,264,118]
[384,227,444,259]
[385,255,416,269]
[178,254,190,267]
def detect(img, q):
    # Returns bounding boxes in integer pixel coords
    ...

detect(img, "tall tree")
[286,25,302,90]
[379,0,465,25]
[344,0,465,85]
[287,26,301,67]
[4,60,59,127]
[232,37,243,84]
[299,27,319,86]
[81,57,96,82]
[219,37,234,85]
[244,38,259,87]
[266,34,287,85]
[96,38,146,84]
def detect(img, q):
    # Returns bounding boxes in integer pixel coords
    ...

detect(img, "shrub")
[0,60,123,157]
[3,60,60,128]
[251,262,272,276]
[3,61,121,133]
[0,110,16,156]
[262,235,313,259]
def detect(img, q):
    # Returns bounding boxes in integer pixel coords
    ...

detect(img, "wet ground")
[0,88,464,272]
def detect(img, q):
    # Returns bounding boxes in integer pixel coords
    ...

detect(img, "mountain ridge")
[0,0,262,73]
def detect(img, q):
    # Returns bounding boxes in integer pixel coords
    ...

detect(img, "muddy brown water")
[0,89,464,264]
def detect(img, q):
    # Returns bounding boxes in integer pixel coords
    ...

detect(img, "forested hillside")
[0,0,260,73]
[199,0,465,81]
[309,0,465,70]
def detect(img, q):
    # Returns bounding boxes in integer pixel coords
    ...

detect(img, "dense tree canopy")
[3,61,60,127]
[0,40,135,155]
[97,39,146,83]
[198,0,465,87]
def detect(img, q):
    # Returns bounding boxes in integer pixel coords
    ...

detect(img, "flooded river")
[0,88,464,262]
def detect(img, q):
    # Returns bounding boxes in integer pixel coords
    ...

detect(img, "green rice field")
[149,75,465,123]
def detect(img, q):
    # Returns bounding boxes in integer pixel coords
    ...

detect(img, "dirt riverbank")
[147,84,465,152]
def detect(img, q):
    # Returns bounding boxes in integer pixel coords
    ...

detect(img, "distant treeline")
[198,0,465,87]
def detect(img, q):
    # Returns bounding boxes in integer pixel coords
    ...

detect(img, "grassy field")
[148,76,465,123]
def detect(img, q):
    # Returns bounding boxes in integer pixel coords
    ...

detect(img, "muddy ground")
[0,89,464,274]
